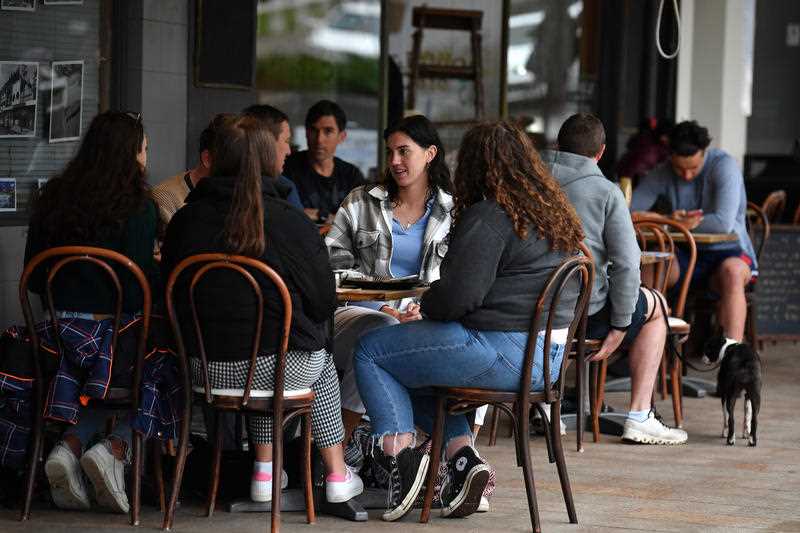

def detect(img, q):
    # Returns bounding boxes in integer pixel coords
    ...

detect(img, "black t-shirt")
[283,150,366,219]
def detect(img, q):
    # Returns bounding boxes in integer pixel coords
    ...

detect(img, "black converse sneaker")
[440,446,491,518]
[374,446,430,521]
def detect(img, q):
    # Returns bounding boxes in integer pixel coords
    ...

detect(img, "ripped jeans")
[353,320,565,449]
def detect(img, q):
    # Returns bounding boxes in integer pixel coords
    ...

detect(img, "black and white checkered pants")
[190,349,344,448]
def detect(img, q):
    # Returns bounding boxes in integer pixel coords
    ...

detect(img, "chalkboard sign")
[195,0,256,89]
[755,225,800,339]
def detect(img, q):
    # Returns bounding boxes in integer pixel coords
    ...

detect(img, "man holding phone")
[631,121,756,342]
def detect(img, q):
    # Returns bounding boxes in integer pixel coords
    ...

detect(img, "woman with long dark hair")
[352,121,585,522]
[160,115,362,505]
[325,115,454,443]
[24,111,158,514]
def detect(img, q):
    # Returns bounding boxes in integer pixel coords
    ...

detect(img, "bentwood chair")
[18,246,153,525]
[487,244,600,453]
[419,255,594,532]
[761,190,787,224]
[163,254,315,533]
[626,216,696,428]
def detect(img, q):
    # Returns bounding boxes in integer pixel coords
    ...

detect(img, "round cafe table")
[336,286,428,303]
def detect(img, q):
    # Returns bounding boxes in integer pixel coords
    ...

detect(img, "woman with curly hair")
[24,111,158,514]
[326,115,453,443]
[353,120,585,522]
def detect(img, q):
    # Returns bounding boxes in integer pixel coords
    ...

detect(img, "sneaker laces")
[387,459,401,510]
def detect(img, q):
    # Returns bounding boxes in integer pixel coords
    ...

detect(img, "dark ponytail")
[210,115,278,257]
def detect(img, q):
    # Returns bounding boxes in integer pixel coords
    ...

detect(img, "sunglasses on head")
[123,111,142,123]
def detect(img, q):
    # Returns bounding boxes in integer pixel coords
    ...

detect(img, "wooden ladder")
[407,7,485,126]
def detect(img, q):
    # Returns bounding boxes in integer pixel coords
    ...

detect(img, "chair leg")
[575,355,584,452]
[272,409,285,533]
[151,441,166,513]
[130,432,142,526]
[488,405,500,447]
[206,412,224,517]
[589,361,600,442]
[536,403,554,464]
[302,412,316,524]
[517,402,542,533]
[746,300,758,348]
[162,406,191,530]
[19,411,44,522]
[670,352,683,428]
[551,400,578,523]
[420,395,446,524]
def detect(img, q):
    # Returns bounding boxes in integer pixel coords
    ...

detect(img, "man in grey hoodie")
[542,113,687,444]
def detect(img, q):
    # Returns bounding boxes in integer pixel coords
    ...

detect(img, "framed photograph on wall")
[0,62,38,138]
[1,0,36,11]
[43,0,82,4]
[49,60,83,143]
[0,179,17,212]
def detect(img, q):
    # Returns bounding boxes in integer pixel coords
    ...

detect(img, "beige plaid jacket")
[325,184,453,284]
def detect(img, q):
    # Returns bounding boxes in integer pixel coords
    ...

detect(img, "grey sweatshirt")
[421,199,578,331]
[542,150,641,328]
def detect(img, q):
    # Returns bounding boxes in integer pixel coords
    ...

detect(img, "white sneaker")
[251,469,288,503]
[622,411,688,445]
[45,442,90,510]
[80,440,129,513]
[325,466,364,503]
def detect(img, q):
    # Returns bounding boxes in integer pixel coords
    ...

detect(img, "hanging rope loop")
[656,0,681,59]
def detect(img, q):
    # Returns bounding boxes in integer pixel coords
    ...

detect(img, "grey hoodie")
[542,150,641,328]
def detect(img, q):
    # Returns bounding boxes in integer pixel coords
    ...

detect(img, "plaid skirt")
[190,349,344,448]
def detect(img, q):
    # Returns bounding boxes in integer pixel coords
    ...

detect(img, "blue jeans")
[353,320,565,447]
[63,409,133,450]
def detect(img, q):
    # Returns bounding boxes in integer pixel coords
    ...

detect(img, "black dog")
[702,334,762,446]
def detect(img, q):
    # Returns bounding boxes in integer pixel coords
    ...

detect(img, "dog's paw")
[747,436,757,447]
[701,356,711,365]
[727,436,736,446]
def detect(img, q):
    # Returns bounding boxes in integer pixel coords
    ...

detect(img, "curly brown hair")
[453,121,584,251]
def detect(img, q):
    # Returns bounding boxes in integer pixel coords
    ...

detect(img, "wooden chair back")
[164,253,292,408]
[747,201,770,263]
[18,245,152,524]
[761,190,787,224]
[632,215,696,319]
[523,254,594,406]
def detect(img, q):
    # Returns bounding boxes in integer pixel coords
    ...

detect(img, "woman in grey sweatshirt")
[352,121,586,522]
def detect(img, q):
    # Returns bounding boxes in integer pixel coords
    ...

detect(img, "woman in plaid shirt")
[326,115,453,443]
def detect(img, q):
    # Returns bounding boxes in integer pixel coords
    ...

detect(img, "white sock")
[627,409,650,423]
[254,461,272,474]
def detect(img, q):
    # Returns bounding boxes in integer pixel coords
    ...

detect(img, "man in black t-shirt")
[283,100,366,222]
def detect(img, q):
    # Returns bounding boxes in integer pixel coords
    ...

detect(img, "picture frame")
[0,61,39,138]
[43,0,82,4]
[1,0,36,11]
[0,178,17,212]
[49,60,84,143]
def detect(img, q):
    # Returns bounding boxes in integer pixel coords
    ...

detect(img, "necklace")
[394,187,432,230]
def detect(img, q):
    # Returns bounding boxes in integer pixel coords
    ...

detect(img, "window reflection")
[507,0,587,145]
[256,0,381,178]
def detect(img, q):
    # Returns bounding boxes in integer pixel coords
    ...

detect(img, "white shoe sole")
[81,453,129,514]
[622,428,687,445]
[476,496,490,513]
[382,454,430,522]
[442,464,491,518]
[45,459,90,510]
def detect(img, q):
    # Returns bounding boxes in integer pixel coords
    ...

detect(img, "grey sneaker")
[80,440,129,513]
[45,442,90,510]
[622,410,688,445]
